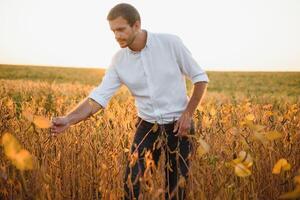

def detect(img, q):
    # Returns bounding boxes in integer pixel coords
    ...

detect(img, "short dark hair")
[107,3,141,26]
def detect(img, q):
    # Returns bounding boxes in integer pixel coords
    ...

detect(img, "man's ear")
[133,20,141,29]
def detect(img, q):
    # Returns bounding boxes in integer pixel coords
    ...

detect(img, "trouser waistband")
[137,117,177,129]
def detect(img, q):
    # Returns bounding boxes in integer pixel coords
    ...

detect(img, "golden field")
[0,65,300,200]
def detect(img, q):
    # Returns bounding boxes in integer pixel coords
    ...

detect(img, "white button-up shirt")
[88,31,209,124]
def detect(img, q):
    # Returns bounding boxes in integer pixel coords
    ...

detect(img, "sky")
[0,0,300,71]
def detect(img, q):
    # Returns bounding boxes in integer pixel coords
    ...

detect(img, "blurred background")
[1,0,300,71]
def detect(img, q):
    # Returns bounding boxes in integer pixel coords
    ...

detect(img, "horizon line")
[0,63,300,73]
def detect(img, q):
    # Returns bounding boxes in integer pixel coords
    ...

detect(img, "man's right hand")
[50,116,70,136]
[49,97,102,136]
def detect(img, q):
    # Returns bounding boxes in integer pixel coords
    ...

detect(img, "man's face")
[109,16,139,48]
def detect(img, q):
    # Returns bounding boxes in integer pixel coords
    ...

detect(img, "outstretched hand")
[50,116,70,136]
[173,111,192,137]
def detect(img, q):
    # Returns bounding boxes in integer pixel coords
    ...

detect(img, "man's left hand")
[173,111,192,137]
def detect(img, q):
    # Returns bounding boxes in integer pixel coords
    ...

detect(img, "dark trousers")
[124,118,194,200]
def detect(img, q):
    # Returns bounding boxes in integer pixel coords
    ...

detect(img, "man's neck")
[128,30,147,52]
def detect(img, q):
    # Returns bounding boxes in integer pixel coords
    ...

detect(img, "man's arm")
[50,54,122,136]
[65,98,102,125]
[173,81,207,136]
[50,98,103,135]
[184,81,207,116]
[171,35,209,136]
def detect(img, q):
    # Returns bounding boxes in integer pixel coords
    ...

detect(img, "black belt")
[137,117,177,129]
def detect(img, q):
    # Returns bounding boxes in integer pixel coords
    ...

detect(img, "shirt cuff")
[191,73,209,84]
[88,92,108,108]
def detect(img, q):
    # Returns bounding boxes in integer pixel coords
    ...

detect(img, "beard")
[118,31,138,48]
[126,32,138,46]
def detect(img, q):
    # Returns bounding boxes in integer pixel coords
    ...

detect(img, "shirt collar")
[144,30,152,48]
[127,30,151,54]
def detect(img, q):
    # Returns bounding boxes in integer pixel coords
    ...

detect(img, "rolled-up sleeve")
[174,36,209,84]
[88,60,122,108]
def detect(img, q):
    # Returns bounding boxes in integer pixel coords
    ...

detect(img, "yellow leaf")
[197,138,210,156]
[6,99,14,108]
[264,111,273,117]
[1,133,34,171]
[224,162,232,168]
[152,122,158,133]
[234,163,252,177]
[22,110,34,122]
[209,108,216,117]
[279,187,300,199]
[283,163,292,171]
[124,148,130,153]
[245,114,255,121]
[238,151,253,168]
[129,152,138,167]
[239,121,246,126]
[178,176,186,188]
[13,149,34,170]
[253,132,267,143]
[230,151,253,177]
[272,159,291,174]
[198,106,204,112]
[231,151,253,168]
[265,131,283,141]
[241,138,250,150]
[33,116,52,128]
[197,146,206,157]
[203,116,211,128]
[1,133,22,159]
[251,125,265,132]
[245,122,256,130]
[101,163,108,170]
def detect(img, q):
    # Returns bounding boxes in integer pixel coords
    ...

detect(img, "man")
[51,3,209,200]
